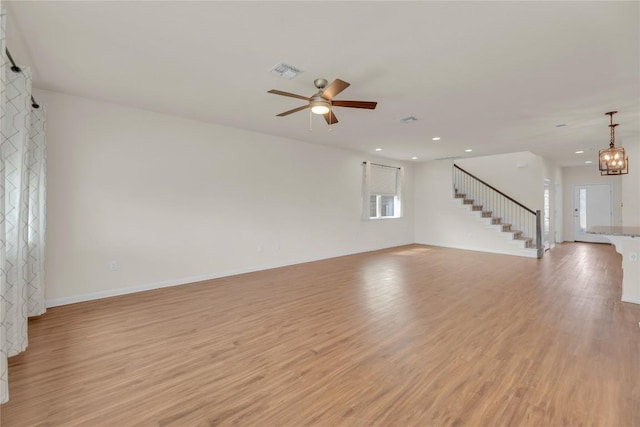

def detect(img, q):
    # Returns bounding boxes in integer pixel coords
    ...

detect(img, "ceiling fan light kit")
[310,96,330,115]
[268,78,377,125]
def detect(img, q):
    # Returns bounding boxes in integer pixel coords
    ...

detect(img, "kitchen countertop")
[587,226,640,238]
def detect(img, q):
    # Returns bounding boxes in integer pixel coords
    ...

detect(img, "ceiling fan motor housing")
[314,78,329,90]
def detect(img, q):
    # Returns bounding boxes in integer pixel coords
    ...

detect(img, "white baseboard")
[45,242,413,308]
[46,272,232,308]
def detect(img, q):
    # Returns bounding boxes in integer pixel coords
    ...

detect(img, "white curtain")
[362,161,371,220]
[0,10,47,404]
[370,164,398,196]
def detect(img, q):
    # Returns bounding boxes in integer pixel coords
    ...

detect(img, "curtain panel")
[361,161,372,220]
[0,10,47,404]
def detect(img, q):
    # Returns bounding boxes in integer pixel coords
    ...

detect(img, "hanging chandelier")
[598,111,628,175]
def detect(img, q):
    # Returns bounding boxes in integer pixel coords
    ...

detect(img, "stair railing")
[453,164,543,258]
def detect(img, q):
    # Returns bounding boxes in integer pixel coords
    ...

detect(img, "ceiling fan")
[268,78,377,125]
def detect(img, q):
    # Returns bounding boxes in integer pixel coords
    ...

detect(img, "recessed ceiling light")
[411,156,418,160]
[432,137,441,141]
[555,124,567,128]
[575,150,585,154]
[465,149,473,152]
[585,160,593,164]
[375,148,382,151]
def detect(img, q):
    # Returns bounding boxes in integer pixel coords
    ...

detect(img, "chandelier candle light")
[599,111,628,176]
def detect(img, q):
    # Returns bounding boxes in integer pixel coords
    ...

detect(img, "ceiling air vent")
[269,62,303,80]
[400,116,418,123]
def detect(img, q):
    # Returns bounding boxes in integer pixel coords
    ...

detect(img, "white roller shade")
[370,164,398,196]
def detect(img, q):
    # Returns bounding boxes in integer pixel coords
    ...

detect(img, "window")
[370,195,398,218]
[579,188,587,233]
[364,162,402,219]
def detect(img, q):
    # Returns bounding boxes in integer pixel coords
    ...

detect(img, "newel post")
[535,210,543,259]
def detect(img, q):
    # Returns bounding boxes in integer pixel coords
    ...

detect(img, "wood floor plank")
[2,243,639,426]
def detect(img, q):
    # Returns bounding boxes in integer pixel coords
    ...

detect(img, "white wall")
[621,139,639,226]
[456,152,544,210]
[541,156,562,247]
[38,89,414,305]
[553,165,564,243]
[561,165,623,242]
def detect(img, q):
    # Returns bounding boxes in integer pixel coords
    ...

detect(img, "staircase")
[453,164,542,258]
[454,189,534,248]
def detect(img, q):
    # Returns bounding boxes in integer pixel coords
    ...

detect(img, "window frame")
[362,161,403,221]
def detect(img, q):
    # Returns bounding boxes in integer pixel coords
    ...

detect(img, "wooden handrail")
[453,164,536,215]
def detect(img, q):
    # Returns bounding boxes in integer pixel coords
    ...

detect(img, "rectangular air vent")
[400,116,418,123]
[269,62,303,80]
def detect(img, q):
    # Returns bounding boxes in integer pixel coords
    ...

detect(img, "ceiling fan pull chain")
[309,108,313,132]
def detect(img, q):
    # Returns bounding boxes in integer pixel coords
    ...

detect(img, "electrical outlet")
[108,261,118,271]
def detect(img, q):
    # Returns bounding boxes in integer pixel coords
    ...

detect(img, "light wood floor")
[2,243,639,426]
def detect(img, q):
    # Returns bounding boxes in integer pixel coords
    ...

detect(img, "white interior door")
[573,184,612,243]
[554,183,562,245]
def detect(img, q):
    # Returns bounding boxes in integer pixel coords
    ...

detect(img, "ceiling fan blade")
[268,89,311,101]
[277,104,309,117]
[321,79,350,100]
[323,110,339,125]
[332,100,378,110]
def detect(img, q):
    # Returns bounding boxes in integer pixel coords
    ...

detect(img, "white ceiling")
[5,1,639,166]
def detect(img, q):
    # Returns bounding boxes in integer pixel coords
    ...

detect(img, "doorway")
[543,179,551,250]
[573,184,612,243]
